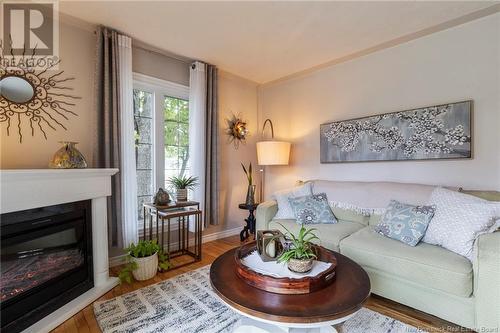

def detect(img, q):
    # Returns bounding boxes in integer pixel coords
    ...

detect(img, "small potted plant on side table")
[168,175,199,202]
[119,240,171,283]
[277,224,319,273]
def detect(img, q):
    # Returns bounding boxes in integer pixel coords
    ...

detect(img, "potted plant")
[168,175,199,202]
[277,224,319,273]
[241,162,256,205]
[118,240,171,283]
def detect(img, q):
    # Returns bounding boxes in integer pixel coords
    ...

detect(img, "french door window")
[133,73,190,223]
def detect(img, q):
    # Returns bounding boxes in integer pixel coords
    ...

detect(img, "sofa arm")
[474,231,500,331]
[256,200,278,231]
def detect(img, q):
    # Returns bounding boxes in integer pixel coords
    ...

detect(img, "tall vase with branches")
[242,162,256,205]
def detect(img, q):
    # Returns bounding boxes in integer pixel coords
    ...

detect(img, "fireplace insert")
[1,200,93,332]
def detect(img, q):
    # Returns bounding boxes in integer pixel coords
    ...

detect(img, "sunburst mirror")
[0,45,80,142]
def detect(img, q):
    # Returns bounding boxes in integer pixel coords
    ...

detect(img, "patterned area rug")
[94,266,424,333]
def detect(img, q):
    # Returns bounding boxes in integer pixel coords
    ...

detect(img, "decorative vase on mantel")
[49,141,88,169]
[245,185,256,205]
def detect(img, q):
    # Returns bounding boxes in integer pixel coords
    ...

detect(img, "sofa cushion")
[340,227,473,297]
[330,203,370,226]
[269,219,364,252]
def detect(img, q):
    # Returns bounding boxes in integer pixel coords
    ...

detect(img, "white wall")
[259,13,500,194]
[207,70,259,234]
[132,46,190,86]
[1,21,96,169]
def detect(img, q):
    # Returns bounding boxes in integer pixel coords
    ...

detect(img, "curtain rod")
[94,27,193,65]
[132,44,193,65]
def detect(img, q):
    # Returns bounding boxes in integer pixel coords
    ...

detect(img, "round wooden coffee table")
[210,247,370,333]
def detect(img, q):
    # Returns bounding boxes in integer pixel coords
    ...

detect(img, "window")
[133,73,190,223]
[164,96,190,181]
[133,90,154,221]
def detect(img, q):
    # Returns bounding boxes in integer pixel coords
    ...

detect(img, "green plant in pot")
[277,224,319,273]
[241,162,256,205]
[168,175,199,202]
[119,240,171,283]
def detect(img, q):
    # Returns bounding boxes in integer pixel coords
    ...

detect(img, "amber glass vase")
[49,141,88,169]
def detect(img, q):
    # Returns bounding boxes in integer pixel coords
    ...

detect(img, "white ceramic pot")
[131,252,158,281]
[176,188,188,201]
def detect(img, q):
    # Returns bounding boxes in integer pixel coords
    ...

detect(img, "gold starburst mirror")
[0,47,80,142]
[225,113,249,149]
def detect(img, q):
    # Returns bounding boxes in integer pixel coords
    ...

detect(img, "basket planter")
[176,188,188,202]
[131,252,158,281]
[287,257,314,273]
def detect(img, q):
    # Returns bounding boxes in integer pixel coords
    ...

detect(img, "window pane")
[137,195,152,220]
[164,96,178,121]
[134,90,152,118]
[163,96,190,182]
[165,146,179,170]
[135,117,152,144]
[134,89,154,223]
[178,123,189,146]
[178,99,189,123]
[164,121,178,146]
[136,144,152,170]
[178,146,189,178]
[137,170,153,196]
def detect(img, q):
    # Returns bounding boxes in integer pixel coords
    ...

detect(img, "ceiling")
[59,1,498,84]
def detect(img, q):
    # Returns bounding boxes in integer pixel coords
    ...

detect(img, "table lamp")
[256,119,291,201]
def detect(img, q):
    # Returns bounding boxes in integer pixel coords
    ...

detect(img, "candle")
[265,237,276,258]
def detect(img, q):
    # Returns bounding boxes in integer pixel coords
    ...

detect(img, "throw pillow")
[288,193,337,224]
[423,187,500,260]
[272,182,313,219]
[375,200,435,246]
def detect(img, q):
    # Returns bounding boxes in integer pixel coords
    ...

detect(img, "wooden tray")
[234,242,337,295]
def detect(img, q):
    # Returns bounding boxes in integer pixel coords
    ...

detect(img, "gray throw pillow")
[288,193,338,225]
[375,200,435,246]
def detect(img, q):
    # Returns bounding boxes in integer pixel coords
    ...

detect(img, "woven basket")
[131,252,158,281]
[176,188,188,201]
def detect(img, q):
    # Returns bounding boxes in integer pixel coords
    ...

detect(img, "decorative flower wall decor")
[225,113,249,149]
[0,47,80,142]
[320,101,472,162]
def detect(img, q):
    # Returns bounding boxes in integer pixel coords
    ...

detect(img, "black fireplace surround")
[1,200,93,332]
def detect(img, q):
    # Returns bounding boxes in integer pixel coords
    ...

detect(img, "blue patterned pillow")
[288,193,338,225]
[375,200,435,246]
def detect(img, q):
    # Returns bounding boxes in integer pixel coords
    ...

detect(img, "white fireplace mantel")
[0,168,119,333]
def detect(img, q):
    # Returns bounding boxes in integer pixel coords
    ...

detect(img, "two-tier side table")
[143,201,202,269]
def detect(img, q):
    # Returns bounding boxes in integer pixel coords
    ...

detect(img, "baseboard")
[109,226,241,267]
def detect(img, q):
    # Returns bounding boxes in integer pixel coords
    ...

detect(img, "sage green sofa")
[255,180,500,331]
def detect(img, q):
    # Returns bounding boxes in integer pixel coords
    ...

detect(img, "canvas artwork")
[320,101,472,163]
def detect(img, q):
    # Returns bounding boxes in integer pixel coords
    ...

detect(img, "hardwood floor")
[51,235,468,333]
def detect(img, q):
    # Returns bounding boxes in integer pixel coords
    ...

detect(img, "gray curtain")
[93,26,122,247]
[204,64,219,226]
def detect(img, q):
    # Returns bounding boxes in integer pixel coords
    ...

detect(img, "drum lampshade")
[256,141,291,166]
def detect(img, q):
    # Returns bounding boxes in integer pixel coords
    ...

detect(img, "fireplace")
[1,200,93,333]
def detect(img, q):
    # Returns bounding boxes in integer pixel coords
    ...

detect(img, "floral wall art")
[320,101,472,163]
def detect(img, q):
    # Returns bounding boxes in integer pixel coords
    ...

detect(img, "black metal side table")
[238,203,259,242]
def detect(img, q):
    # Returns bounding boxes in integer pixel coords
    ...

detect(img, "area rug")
[94,265,425,333]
